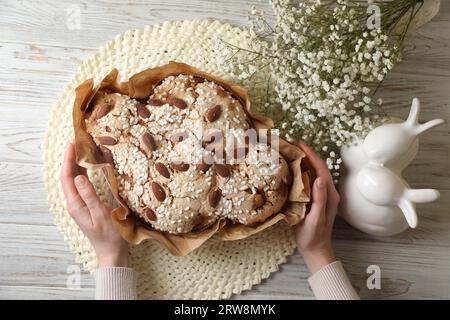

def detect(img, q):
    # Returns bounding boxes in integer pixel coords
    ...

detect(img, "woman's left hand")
[291,141,340,274]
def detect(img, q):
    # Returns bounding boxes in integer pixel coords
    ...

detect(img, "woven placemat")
[43,19,297,299]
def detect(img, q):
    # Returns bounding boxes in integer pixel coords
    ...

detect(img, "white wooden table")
[0,0,449,300]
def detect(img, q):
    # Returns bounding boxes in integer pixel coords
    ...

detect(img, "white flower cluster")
[218,0,404,180]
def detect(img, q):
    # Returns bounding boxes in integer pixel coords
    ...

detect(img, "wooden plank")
[0,41,95,108]
[237,242,450,300]
[0,286,94,300]
[334,241,450,299]
[0,0,448,49]
[1,213,450,299]
[0,223,95,288]
[0,0,275,48]
[0,125,46,165]
[0,162,52,225]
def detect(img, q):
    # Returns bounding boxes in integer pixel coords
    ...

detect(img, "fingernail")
[316,178,324,189]
[74,175,86,188]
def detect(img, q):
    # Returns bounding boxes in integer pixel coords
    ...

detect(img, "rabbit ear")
[415,118,445,135]
[398,199,418,228]
[405,98,444,134]
[406,98,420,127]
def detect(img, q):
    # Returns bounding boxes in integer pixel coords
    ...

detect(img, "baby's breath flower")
[216,0,413,180]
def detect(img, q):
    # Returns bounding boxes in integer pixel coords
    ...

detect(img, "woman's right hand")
[292,141,341,274]
[60,142,129,268]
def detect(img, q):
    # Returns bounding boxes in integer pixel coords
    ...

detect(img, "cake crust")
[86,74,290,234]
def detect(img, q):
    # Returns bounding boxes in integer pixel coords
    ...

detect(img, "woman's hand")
[292,141,340,274]
[60,142,129,268]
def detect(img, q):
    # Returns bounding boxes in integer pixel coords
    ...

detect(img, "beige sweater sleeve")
[308,261,360,300]
[93,262,357,300]
[94,267,138,300]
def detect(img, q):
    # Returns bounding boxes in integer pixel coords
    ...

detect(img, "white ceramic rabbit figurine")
[339,98,444,236]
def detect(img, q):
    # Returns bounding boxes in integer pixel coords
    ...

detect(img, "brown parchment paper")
[73,61,310,256]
